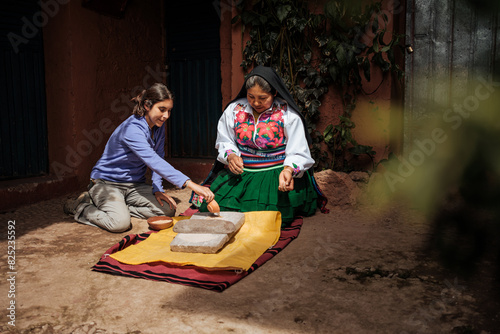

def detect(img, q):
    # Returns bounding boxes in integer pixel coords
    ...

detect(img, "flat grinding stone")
[173,219,236,234]
[170,212,246,254]
[190,211,245,231]
[170,233,229,254]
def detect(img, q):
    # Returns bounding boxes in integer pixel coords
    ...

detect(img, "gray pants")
[74,179,175,232]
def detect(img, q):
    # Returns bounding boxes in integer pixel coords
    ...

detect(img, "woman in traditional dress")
[194,66,327,224]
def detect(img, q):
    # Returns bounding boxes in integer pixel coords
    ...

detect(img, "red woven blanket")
[92,213,303,292]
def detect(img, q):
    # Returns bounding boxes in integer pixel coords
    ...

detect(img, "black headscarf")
[227,66,312,145]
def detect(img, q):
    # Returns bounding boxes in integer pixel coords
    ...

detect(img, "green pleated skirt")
[199,167,318,224]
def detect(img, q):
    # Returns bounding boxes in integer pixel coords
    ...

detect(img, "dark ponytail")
[131,83,174,116]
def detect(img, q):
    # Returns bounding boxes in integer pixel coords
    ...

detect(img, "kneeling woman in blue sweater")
[64,83,214,232]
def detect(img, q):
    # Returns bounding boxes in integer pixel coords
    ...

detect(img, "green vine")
[232,0,404,171]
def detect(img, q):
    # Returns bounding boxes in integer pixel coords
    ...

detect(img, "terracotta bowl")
[147,216,173,230]
[207,200,220,214]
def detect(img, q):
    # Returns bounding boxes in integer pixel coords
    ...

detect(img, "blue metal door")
[166,0,222,158]
[0,0,48,180]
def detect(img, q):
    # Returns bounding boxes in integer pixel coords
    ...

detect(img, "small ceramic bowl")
[147,216,173,230]
[207,200,220,214]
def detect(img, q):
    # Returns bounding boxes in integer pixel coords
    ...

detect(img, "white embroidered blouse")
[215,97,314,178]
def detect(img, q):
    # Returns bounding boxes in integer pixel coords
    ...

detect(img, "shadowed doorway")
[0,0,48,180]
[166,0,222,159]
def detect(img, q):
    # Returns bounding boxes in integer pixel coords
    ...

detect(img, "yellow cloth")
[110,211,282,271]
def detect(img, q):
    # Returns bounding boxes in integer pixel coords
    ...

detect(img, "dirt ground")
[0,187,498,334]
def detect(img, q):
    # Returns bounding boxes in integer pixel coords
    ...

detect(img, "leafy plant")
[232,0,403,171]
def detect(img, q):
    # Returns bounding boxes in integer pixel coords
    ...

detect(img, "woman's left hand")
[278,168,294,192]
[154,191,177,210]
